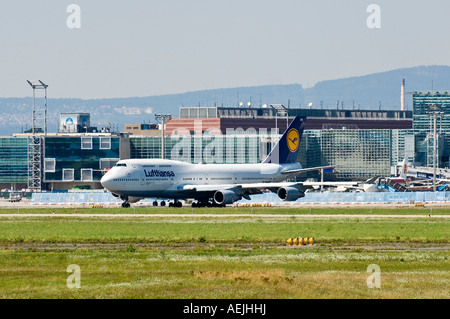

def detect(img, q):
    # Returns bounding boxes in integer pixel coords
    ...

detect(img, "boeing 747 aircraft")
[100,116,332,207]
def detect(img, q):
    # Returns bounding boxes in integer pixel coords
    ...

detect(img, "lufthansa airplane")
[100,116,332,207]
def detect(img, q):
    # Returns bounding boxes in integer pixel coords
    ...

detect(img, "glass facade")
[130,134,265,164]
[130,130,393,180]
[412,91,450,167]
[130,136,163,159]
[0,137,28,183]
[413,91,450,132]
[319,130,391,179]
[390,129,415,166]
[44,136,120,182]
[298,130,322,169]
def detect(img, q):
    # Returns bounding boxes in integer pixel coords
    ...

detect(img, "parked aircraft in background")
[304,158,410,193]
[303,175,384,193]
[385,157,409,184]
[101,116,333,207]
[373,158,450,192]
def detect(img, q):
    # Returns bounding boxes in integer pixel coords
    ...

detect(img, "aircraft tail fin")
[262,116,306,164]
[400,157,408,180]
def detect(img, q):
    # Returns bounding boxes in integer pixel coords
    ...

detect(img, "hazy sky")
[1,0,450,99]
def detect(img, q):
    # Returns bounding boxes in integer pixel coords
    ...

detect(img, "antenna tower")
[26,80,48,191]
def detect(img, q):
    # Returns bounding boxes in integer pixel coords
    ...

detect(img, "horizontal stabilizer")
[281,165,334,175]
[365,175,381,184]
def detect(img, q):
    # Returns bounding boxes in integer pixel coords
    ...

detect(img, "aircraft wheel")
[160,201,166,207]
[121,202,130,208]
[152,201,158,206]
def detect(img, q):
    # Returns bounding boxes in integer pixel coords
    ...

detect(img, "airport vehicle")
[100,116,332,207]
[8,192,22,202]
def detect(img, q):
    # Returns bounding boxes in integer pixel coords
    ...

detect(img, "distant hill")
[1,65,450,136]
[303,65,450,109]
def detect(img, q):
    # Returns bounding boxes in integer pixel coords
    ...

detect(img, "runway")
[0,213,448,218]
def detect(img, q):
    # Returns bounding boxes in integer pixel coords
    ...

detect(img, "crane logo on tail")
[287,128,300,153]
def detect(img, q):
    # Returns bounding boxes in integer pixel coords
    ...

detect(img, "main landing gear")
[191,200,225,208]
[151,200,182,207]
[120,198,184,208]
[169,200,183,208]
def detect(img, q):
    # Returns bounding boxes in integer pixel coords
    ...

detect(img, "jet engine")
[213,190,240,205]
[120,195,143,204]
[128,196,144,203]
[277,187,304,201]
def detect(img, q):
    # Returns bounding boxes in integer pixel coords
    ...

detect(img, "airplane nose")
[100,173,113,190]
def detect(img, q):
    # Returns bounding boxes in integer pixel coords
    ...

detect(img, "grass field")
[0,206,448,299]
[2,205,450,215]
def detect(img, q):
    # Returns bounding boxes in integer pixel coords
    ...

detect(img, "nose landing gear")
[120,195,130,208]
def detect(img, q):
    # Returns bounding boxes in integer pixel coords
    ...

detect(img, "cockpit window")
[115,163,127,167]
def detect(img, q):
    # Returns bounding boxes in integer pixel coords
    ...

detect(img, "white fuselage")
[100,158,301,200]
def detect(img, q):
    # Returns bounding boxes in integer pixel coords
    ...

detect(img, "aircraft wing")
[302,181,359,186]
[239,182,311,194]
[178,184,238,192]
[178,182,311,200]
[179,182,309,191]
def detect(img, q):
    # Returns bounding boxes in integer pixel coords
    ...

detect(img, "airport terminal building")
[412,91,450,167]
[1,133,128,191]
[0,91,449,191]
